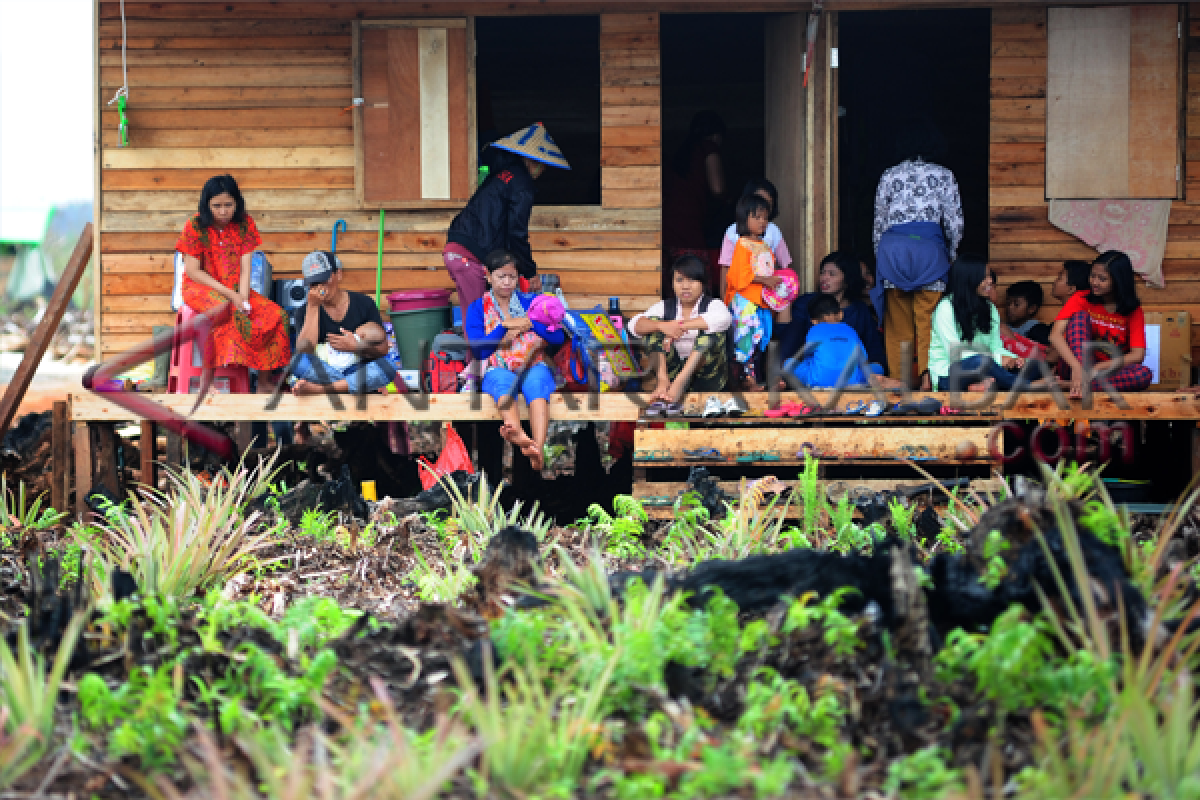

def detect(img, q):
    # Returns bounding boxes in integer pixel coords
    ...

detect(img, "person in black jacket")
[443,122,570,313]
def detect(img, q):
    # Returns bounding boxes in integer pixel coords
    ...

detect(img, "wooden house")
[94,1,1200,372]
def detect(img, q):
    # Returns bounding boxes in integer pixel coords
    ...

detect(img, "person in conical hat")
[443,122,570,312]
[442,122,568,484]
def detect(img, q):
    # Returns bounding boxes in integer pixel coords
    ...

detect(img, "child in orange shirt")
[724,193,792,387]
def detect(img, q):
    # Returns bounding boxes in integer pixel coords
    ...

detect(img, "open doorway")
[661,13,767,293]
[837,10,991,262]
[475,16,602,205]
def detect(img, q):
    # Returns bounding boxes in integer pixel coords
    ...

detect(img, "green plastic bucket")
[389,306,450,371]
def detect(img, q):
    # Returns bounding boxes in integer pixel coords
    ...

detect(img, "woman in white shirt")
[630,255,733,417]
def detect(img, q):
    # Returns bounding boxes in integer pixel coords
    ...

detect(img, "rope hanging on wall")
[105,0,129,147]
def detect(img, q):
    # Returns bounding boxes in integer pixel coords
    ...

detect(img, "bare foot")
[292,379,329,396]
[503,425,536,451]
[521,443,545,470]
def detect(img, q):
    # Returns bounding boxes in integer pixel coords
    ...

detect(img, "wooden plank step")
[634,427,993,463]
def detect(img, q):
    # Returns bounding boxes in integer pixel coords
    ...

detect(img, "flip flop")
[765,407,789,418]
[634,449,672,462]
[912,445,936,461]
[940,405,964,416]
[736,451,760,463]
[641,495,673,507]
[758,450,782,462]
[684,447,724,461]
[843,400,867,415]
[664,402,684,417]
[797,442,821,459]
[914,397,943,415]
[643,400,667,418]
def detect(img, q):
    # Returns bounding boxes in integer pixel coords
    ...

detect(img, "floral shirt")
[872,159,964,262]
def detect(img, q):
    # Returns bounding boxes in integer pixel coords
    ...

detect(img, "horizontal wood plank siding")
[992,5,1200,365]
[97,2,664,356]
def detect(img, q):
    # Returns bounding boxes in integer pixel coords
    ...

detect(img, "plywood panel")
[387,27,421,202]
[418,27,451,199]
[765,13,807,290]
[1046,7,1130,198]
[1129,4,1180,197]
[601,11,660,212]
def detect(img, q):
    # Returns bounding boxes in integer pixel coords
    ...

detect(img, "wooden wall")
[990,5,1200,365]
[97,3,662,360]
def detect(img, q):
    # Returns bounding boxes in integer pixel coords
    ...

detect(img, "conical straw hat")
[490,122,571,170]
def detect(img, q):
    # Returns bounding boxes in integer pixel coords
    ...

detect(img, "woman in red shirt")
[177,175,292,398]
[1049,250,1152,398]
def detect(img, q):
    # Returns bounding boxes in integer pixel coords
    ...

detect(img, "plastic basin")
[388,289,453,313]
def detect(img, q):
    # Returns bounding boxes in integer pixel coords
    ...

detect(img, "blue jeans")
[938,355,1047,392]
[292,353,396,393]
[481,363,557,404]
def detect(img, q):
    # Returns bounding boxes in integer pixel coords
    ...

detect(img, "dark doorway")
[661,14,767,259]
[475,16,602,205]
[837,10,991,263]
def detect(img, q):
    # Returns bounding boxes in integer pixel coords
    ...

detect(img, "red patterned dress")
[176,214,291,370]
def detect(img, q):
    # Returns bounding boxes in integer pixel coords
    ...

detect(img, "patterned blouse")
[872,159,965,262]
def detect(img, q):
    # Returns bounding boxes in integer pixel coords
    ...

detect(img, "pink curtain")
[1048,199,1171,289]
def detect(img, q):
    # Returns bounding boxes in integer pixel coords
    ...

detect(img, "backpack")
[423,330,467,393]
[663,294,712,321]
[558,307,640,391]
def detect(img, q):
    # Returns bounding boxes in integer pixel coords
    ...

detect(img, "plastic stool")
[167,306,251,394]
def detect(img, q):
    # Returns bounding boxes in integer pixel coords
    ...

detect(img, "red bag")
[418,424,474,490]
[1001,330,1045,361]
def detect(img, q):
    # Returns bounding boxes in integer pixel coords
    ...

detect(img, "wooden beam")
[140,420,156,490]
[92,422,123,500]
[633,427,993,463]
[51,402,69,515]
[0,224,93,435]
[68,390,1200,423]
[73,421,94,514]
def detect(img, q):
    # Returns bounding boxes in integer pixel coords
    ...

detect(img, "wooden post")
[0,224,93,435]
[51,402,69,515]
[166,430,183,472]
[73,421,93,514]
[92,422,123,500]
[140,420,156,490]
[234,421,254,454]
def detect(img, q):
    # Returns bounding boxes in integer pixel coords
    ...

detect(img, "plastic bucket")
[388,289,453,313]
[389,306,451,370]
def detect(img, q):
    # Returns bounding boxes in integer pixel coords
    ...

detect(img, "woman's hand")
[229,289,251,311]
[1069,366,1086,399]
[503,317,533,334]
[657,319,687,340]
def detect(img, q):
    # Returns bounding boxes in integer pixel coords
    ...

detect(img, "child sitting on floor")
[724,193,792,389]
[788,294,903,389]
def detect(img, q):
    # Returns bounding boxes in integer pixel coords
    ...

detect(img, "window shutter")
[354,20,475,208]
[1046,5,1180,199]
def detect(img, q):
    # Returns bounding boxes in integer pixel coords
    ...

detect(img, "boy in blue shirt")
[788,294,897,388]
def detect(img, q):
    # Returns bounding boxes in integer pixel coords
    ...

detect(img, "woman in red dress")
[176,175,291,397]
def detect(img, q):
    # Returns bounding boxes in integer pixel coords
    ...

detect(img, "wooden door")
[765,11,837,293]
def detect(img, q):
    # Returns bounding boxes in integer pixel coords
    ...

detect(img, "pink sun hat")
[763,268,799,311]
[528,293,566,332]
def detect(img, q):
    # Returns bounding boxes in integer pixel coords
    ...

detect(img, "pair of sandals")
[736,450,781,462]
[887,397,945,416]
[702,395,747,418]
[765,402,822,418]
[643,400,684,418]
[633,449,673,462]
[683,447,725,461]
[897,445,936,461]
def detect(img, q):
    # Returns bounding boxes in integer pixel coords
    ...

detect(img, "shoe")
[702,395,724,418]
[723,397,747,416]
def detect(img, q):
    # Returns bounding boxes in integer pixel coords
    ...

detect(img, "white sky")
[0,0,94,227]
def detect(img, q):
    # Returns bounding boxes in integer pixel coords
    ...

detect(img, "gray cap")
[301,251,341,286]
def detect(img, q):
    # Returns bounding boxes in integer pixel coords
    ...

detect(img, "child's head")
[670,255,708,305]
[1053,260,1091,301]
[735,193,771,238]
[1005,280,1043,326]
[485,249,521,292]
[809,293,844,324]
[742,179,779,220]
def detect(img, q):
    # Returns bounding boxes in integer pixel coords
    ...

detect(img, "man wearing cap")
[442,122,570,313]
[290,250,396,396]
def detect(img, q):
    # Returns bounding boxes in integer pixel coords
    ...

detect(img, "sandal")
[843,400,867,415]
[912,445,936,461]
[642,495,673,507]
[797,442,821,459]
[643,400,667,418]
[940,405,964,416]
[634,449,672,462]
[914,397,943,416]
[736,451,761,463]
[764,407,789,418]
[758,450,782,462]
[684,447,725,461]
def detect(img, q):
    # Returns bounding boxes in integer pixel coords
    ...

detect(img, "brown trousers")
[884,288,942,381]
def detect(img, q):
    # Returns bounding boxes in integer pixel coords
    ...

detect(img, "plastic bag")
[418,424,475,490]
